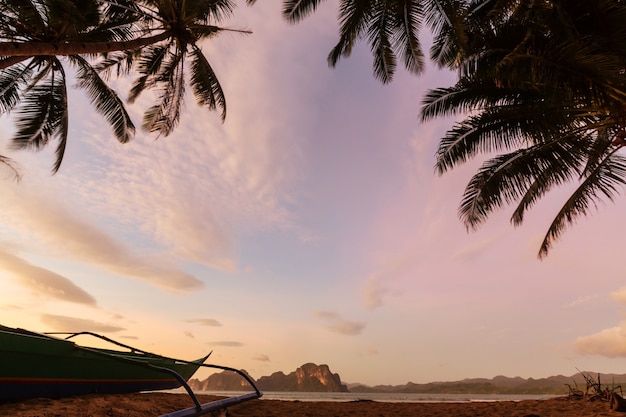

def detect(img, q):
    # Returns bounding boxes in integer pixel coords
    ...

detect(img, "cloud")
[185,318,223,327]
[572,288,626,357]
[185,331,195,339]
[452,236,499,262]
[366,347,380,356]
[314,311,366,336]
[357,347,380,357]
[209,341,244,347]
[41,314,126,333]
[360,252,416,311]
[0,249,96,306]
[0,1,312,289]
[363,273,388,311]
[566,294,601,308]
[574,324,626,357]
[612,287,626,304]
[1,185,203,292]
[60,74,305,272]
[0,304,22,311]
[252,354,270,362]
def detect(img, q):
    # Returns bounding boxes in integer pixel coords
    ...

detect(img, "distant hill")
[188,366,626,395]
[350,372,626,395]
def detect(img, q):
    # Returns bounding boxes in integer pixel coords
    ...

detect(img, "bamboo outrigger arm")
[155,363,262,417]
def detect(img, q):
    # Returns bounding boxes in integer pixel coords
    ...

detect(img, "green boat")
[0,324,262,416]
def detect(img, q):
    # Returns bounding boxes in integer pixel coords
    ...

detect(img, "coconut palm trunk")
[0,31,172,67]
[0,0,248,175]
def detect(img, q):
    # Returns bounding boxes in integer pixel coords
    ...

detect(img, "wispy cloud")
[363,273,388,311]
[1,184,203,292]
[0,248,96,306]
[314,311,365,336]
[60,67,306,272]
[357,347,380,357]
[41,314,126,333]
[361,252,416,311]
[612,287,626,304]
[252,353,270,362]
[452,236,499,262]
[566,294,601,308]
[185,318,223,327]
[209,341,244,347]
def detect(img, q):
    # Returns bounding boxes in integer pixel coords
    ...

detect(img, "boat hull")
[0,327,205,401]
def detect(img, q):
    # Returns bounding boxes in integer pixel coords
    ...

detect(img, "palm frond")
[282,0,325,23]
[70,54,135,143]
[0,61,34,112]
[184,0,235,24]
[94,50,137,79]
[539,152,626,258]
[459,138,587,229]
[327,0,373,68]
[128,44,169,103]
[367,0,396,83]
[391,0,424,75]
[190,24,245,40]
[510,133,599,226]
[426,0,470,67]
[11,59,68,173]
[141,50,185,136]
[0,154,21,181]
[435,109,544,174]
[189,45,226,121]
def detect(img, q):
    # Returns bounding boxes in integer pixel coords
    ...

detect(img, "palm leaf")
[426,0,470,68]
[435,100,591,173]
[539,152,626,258]
[11,59,68,173]
[128,44,169,103]
[71,55,135,143]
[327,0,373,68]
[0,154,21,180]
[282,0,325,23]
[141,50,185,136]
[94,50,137,79]
[184,0,235,23]
[0,61,33,112]
[189,45,226,121]
[392,0,424,75]
[367,0,396,83]
[459,138,588,229]
[511,135,606,226]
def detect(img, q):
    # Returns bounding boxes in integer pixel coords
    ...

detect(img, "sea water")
[181,390,561,403]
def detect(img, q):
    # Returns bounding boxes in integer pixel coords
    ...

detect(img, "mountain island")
[187,363,626,395]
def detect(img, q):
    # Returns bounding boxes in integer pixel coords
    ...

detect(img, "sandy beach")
[0,393,616,417]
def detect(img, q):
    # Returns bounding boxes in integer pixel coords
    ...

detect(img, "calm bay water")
[183,390,561,403]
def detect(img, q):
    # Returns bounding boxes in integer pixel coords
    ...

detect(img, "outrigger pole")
[157,363,262,417]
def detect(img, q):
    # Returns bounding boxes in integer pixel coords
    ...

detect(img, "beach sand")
[0,393,617,417]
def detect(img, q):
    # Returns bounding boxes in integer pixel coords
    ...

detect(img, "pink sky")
[2,1,626,386]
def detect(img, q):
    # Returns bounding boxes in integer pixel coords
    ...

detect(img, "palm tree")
[97,0,250,135]
[0,0,136,174]
[286,0,626,255]
[420,0,626,256]
[277,0,450,83]
[0,0,250,174]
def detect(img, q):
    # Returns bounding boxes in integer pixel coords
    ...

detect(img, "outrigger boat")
[0,325,262,417]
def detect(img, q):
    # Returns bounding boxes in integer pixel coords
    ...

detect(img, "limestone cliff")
[188,363,348,392]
